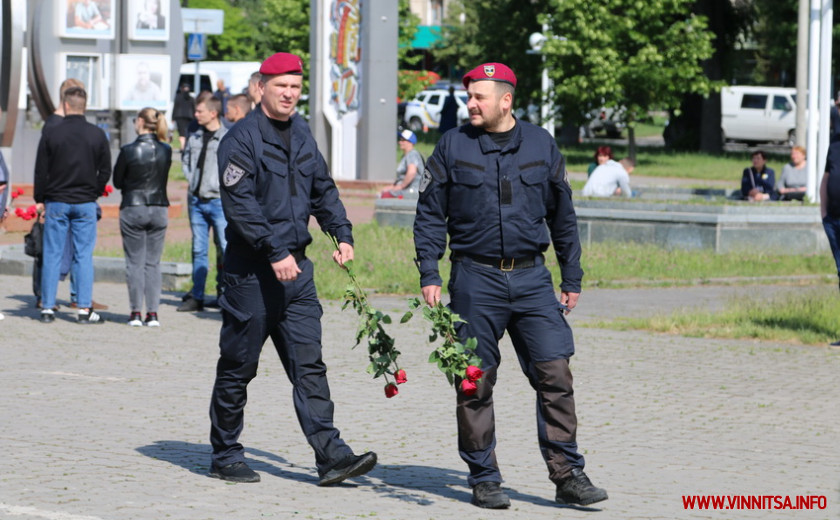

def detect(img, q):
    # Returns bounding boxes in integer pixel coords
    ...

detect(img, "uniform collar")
[257,108,299,150]
[476,117,522,154]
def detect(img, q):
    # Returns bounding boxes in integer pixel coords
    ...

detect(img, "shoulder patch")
[223,161,247,187]
[419,168,433,193]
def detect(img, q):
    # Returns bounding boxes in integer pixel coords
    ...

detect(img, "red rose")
[384,383,399,398]
[465,365,483,382]
[394,369,407,384]
[11,191,19,199]
[102,185,113,197]
[15,207,24,217]
[461,379,477,396]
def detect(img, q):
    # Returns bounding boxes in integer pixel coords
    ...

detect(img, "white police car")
[403,87,469,132]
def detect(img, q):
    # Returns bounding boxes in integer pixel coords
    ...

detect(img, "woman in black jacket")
[113,108,172,327]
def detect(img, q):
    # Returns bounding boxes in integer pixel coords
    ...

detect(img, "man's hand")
[271,254,302,282]
[421,285,441,307]
[332,242,354,268]
[36,203,44,214]
[559,291,580,314]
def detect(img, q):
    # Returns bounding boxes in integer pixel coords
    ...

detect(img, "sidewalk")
[1,275,837,520]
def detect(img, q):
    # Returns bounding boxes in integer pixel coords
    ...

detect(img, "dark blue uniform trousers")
[448,256,585,487]
[209,253,352,472]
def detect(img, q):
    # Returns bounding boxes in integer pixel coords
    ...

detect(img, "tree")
[187,0,263,61]
[433,0,547,111]
[238,0,311,64]
[397,0,429,100]
[543,0,718,156]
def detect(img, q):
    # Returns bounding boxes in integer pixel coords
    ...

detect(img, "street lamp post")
[528,30,554,137]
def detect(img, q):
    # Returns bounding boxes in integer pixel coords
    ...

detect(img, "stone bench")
[374,195,826,255]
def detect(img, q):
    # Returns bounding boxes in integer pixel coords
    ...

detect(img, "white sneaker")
[144,313,160,327]
[128,312,143,327]
[77,309,105,325]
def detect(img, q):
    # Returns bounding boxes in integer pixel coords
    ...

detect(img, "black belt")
[453,253,541,271]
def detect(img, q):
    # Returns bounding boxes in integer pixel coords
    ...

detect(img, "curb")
[0,244,192,290]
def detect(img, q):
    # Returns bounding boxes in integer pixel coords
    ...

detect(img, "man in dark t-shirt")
[820,141,840,345]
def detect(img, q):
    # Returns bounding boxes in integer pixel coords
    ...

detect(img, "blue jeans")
[823,216,840,281]
[188,196,227,301]
[41,201,98,310]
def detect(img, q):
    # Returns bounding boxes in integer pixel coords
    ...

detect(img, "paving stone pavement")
[1,273,839,520]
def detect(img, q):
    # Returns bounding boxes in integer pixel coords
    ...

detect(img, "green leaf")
[381,314,392,324]
[399,311,414,323]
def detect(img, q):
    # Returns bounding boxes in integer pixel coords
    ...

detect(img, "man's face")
[225,105,241,123]
[466,81,503,130]
[195,102,216,127]
[260,74,302,121]
[751,154,766,170]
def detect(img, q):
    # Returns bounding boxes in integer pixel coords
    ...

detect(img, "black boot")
[471,481,510,509]
[555,468,608,506]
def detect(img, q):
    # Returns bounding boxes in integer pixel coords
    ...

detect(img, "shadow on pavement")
[137,440,313,483]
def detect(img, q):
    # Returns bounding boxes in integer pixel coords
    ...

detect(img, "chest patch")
[223,161,246,187]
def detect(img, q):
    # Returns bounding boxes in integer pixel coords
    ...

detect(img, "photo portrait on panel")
[60,53,105,109]
[128,0,169,41]
[59,0,115,39]
[116,54,170,111]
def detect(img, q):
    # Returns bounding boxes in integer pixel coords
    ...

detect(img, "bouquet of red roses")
[329,234,482,398]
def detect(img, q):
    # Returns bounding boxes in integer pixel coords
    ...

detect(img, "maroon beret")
[462,62,517,88]
[259,52,304,76]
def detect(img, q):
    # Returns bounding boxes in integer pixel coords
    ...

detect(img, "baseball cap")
[398,129,417,144]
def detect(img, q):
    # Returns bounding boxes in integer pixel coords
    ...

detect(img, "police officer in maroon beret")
[208,52,377,485]
[414,62,608,509]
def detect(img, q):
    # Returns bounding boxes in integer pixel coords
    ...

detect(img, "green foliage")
[433,0,547,109]
[188,0,264,61]
[239,0,311,65]
[398,0,422,68]
[403,299,482,386]
[543,0,719,153]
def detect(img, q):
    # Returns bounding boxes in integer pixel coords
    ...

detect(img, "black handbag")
[24,219,43,258]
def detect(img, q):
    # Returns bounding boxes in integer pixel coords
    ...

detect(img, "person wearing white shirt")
[582,158,634,198]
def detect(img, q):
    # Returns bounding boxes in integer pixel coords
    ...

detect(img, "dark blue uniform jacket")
[217,108,352,263]
[414,120,584,292]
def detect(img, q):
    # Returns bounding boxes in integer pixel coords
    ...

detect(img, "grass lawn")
[585,287,840,345]
[411,124,784,183]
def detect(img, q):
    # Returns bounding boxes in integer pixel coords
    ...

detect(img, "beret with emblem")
[259,52,304,76]
[462,62,517,88]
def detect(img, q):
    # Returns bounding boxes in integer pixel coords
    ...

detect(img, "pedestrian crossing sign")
[187,33,206,61]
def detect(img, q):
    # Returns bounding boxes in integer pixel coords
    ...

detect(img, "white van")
[178,61,261,96]
[721,86,797,145]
